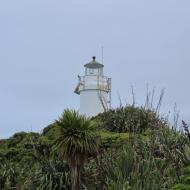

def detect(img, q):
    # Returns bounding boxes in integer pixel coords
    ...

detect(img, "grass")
[100,130,129,140]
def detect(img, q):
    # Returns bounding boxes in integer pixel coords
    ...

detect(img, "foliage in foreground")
[94,106,167,133]
[0,106,190,190]
[56,109,100,190]
[104,128,190,189]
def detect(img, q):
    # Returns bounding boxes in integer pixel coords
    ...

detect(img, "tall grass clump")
[104,126,190,189]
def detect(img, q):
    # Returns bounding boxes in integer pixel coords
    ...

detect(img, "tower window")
[89,69,94,74]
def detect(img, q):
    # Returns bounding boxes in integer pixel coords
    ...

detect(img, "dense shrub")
[95,106,167,133]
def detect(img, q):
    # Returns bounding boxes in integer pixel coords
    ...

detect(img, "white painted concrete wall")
[80,90,108,117]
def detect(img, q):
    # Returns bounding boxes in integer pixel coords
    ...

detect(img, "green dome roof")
[84,56,104,68]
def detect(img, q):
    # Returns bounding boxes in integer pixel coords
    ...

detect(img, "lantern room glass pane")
[85,68,104,76]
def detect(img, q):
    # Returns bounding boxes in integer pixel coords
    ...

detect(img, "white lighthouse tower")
[74,56,111,117]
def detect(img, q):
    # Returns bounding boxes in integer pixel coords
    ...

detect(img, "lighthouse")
[74,56,111,117]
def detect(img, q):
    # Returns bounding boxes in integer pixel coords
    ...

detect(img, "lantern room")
[84,56,104,76]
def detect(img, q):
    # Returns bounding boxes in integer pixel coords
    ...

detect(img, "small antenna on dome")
[101,46,104,64]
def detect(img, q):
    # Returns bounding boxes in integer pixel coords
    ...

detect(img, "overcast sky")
[0,0,190,138]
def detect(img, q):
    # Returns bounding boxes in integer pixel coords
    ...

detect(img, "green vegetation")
[0,106,190,190]
[56,110,100,190]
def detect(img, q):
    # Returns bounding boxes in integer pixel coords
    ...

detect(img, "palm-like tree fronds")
[56,109,100,190]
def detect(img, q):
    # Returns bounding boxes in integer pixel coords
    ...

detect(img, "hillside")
[0,106,190,190]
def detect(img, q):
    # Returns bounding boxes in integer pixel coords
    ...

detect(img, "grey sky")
[0,0,190,138]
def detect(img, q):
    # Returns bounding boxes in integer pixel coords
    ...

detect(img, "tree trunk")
[70,164,80,190]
